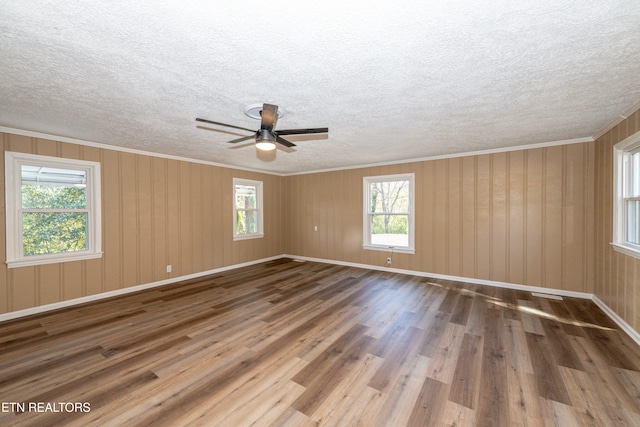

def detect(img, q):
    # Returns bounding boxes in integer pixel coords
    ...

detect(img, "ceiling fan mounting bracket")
[244,103,285,120]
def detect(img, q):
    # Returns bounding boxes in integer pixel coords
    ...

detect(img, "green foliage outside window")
[236,210,258,235]
[369,180,409,235]
[371,214,408,235]
[21,185,88,256]
[235,185,258,235]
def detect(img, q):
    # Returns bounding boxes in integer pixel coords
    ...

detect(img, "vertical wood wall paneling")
[136,155,153,286]
[120,152,139,289]
[179,161,192,275]
[584,142,596,294]
[0,133,284,315]
[492,152,508,282]
[336,170,354,262]
[192,163,204,273]
[448,157,462,277]
[508,151,525,285]
[151,157,167,281]
[461,156,477,279]
[434,159,449,274]
[283,175,295,256]
[594,108,640,332]
[102,149,122,292]
[200,163,213,270]
[210,163,223,269]
[422,159,436,273]
[525,149,544,287]
[166,159,181,277]
[544,146,563,289]
[475,154,492,281]
[563,144,584,292]
[5,116,638,330]
[286,144,596,294]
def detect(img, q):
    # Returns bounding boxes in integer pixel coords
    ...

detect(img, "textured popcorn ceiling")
[1,1,640,174]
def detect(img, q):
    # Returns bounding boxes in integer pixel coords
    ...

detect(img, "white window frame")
[5,151,102,268]
[613,131,640,259]
[233,178,264,240]
[363,173,415,254]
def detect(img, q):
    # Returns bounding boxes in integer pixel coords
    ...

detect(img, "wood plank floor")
[1,258,640,426]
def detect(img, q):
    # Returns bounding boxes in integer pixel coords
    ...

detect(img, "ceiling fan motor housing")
[256,128,275,142]
[255,128,277,151]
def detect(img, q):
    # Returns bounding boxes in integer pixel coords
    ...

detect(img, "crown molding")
[0,126,285,176]
[0,126,597,177]
[283,136,594,176]
[593,100,640,141]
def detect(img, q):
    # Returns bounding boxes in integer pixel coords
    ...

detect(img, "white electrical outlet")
[386,257,392,265]
[314,225,318,231]
[166,265,172,273]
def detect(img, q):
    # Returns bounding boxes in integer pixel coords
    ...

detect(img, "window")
[233,178,264,240]
[613,131,640,259]
[363,173,415,253]
[5,152,102,268]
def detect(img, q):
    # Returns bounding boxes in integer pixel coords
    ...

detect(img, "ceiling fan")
[196,103,328,151]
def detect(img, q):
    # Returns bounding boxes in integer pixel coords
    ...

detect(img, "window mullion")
[21,208,90,213]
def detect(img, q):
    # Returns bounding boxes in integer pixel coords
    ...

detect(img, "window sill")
[6,252,103,269]
[233,233,265,241]
[611,242,640,259]
[363,245,415,255]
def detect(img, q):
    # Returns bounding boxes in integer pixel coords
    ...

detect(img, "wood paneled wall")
[0,133,285,314]
[3,125,629,323]
[594,108,640,332]
[285,143,595,293]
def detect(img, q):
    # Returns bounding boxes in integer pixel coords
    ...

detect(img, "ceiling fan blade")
[275,134,296,148]
[275,127,329,136]
[227,135,255,144]
[196,117,255,133]
[260,104,278,131]
[228,141,255,149]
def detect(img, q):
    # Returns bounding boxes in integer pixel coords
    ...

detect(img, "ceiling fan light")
[256,141,276,151]
[256,129,277,151]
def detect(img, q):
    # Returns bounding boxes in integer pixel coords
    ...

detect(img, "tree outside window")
[5,152,102,268]
[21,176,89,256]
[363,173,415,253]
[233,178,264,240]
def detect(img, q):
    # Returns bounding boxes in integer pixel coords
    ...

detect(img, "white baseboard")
[0,255,283,323]
[283,254,593,300]
[591,295,640,347]
[3,254,639,349]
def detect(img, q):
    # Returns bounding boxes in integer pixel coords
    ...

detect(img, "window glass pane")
[22,212,88,256]
[627,200,640,245]
[370,214,408,247]
[235,185,256,210]
[370,180,409,214]
[631,151,640,198]
[236,210,258,235]
[21,165,87,209]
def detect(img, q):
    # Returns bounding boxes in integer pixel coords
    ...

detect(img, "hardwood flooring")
[1,258,640,426]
